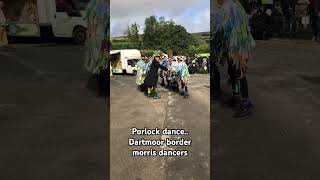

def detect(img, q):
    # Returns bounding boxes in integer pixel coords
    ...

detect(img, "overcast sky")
[110,0,210,37]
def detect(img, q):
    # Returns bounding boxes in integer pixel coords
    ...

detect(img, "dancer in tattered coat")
[144,51,168,99]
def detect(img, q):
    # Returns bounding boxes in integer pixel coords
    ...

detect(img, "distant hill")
[191,32,210,37]
[192,31,210,44]
[111,31,210,40]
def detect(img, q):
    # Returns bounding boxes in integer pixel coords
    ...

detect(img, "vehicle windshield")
[56,0,90,14]
[127,59,140,66]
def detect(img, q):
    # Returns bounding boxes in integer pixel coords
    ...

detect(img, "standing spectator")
[281,0,298,38]
[262,0,274,11]
[272,6,283,36]
[251,10,268,39]
[265,8,273,39]
[0,1,7,47]
[310,0,320,41]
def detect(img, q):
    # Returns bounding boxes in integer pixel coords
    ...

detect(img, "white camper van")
[3,0,89,44]
[110,49,141,75]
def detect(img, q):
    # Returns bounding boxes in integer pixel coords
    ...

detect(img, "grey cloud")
[110,0,210,37]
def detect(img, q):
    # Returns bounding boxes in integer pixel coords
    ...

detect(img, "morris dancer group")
[136,51,190,99]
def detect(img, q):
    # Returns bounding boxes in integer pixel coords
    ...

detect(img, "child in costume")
[212,0,255,117]
[84,0,109,97]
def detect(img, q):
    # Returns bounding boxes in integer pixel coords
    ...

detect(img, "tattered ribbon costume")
[84,0,109,74]
[212,0,255,74]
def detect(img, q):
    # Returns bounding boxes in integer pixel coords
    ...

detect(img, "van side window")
[55,0,81,17]
[127,60,134,67]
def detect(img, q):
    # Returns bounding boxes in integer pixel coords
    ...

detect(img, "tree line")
[111,16,209,57]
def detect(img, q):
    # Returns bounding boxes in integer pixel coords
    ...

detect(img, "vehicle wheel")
[7,36,15,44]
[133,70,137,76]
[73,26,86,45]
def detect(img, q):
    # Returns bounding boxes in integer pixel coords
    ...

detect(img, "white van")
[4,0,89,44]
[110,49,141,75]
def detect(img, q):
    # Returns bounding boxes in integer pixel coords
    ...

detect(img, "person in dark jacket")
[144,51,168,99]
[251,9,268,40]
[310,0,320,41]
[281,0,298,38]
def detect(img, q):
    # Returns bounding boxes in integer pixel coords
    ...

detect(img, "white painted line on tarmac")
[0,104,17,108]
[0,51,47,76]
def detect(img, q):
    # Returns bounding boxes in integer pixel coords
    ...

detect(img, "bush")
[140,49,156,58]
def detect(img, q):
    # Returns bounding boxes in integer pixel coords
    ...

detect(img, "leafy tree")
[124,22,141,48]
[160,23,194,55]
[124,26,132,40]
[197,43,210,54]
[140,49,156,58]
[142,16,195,55]
[186,45,198,57]
[142,16,159,49]
[120,15,208,56]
